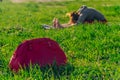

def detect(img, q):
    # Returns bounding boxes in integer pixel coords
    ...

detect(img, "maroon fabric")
[9,38,67,72]
[84,20,94,24]
[99,19,107,23]
[84,19,107,24]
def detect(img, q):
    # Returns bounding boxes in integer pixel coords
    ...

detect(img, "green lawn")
[0,0,120,80]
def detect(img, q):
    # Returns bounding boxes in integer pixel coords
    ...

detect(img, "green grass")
[0,0,120,80]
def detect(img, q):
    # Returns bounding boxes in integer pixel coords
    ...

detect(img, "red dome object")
[9,38,67,72]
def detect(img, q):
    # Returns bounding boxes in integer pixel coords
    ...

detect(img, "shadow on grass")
[40,63,75,79]
[18,63,75,79]
[5,62,74,79]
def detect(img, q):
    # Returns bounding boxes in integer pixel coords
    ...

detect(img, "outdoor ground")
[11,0,73,3]
[0,0,120,80]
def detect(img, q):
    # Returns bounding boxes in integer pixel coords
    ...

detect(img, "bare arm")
[61,23,75,28]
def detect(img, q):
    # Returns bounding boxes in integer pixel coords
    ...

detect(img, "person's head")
[66,11,79,24]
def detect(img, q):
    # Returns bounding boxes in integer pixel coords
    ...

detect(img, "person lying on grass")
[42,12,79,29]
[43,5,107,29]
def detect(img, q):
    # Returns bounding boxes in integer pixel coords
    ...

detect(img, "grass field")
[0,0,120,80]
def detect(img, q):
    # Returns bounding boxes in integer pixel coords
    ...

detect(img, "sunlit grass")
[0,0,120,80]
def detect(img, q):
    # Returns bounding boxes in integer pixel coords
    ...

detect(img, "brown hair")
[67,12,79,24]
